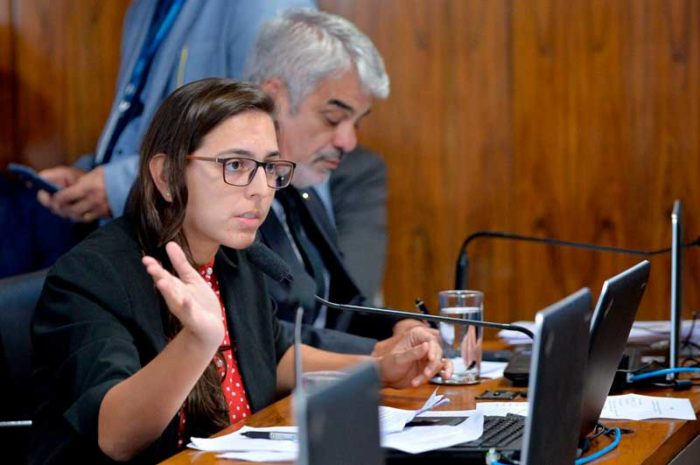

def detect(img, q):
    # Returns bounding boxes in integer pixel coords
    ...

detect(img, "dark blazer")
[330,146,387,303]
[30,217,291,465]
[259,186,394,353]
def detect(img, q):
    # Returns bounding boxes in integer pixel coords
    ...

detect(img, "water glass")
[438,290,484,384]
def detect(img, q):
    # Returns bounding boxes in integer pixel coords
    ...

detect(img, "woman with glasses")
[30,78,449,464]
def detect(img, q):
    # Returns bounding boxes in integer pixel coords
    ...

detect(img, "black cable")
[455,229,700,289]
[682,311,699,348]
[616,362,655,374]
[588,423,608,441]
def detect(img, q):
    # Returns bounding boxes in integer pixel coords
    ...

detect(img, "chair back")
[0,269,47,422]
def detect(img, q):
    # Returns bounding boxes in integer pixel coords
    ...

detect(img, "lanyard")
[118,0,185,114]
[97,0,185,165]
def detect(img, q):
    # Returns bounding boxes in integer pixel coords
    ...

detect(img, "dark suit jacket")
[259,186,395,353]
[30,217,291,464]
[330,146,387,303]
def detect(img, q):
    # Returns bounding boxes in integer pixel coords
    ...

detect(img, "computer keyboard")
[458,414,525,449]
[385,414,525,464]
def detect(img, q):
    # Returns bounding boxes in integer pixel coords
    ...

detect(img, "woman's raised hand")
[142,242,224,349]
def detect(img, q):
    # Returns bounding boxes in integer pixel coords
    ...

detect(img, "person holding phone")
[1,0,313,279]
[31,79,450,464]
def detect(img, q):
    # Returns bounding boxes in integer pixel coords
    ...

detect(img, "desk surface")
[159,376,700,465]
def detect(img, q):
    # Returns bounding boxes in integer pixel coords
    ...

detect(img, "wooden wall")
[3,1,699,331]
[0,0,127,169]
[319,0,700,331]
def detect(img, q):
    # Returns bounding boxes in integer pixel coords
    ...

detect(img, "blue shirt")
[78,0,315,216]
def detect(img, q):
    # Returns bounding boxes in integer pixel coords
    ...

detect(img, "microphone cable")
[574,426,622,465]
[455,229,700,289]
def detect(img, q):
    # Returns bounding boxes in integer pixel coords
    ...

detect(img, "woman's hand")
[376,326,452,389]
[142,242,224,350]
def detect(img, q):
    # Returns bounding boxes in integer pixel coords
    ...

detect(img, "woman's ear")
[149,154,172,202]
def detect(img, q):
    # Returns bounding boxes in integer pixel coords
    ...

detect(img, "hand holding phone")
[8,163,62,194]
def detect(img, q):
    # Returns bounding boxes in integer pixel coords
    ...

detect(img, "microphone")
[315,295,534,339]
[453,230,688,290]
[246,240,294,284]
[245,236,534,339]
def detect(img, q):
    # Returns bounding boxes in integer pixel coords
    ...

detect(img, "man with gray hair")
[247,9,424,353]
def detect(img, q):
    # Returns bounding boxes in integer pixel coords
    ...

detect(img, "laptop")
[293,307,384,465]
[387,288,592,465]
[578,260,649,440]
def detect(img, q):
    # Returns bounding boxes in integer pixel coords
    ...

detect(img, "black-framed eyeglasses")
[187,156,296,189]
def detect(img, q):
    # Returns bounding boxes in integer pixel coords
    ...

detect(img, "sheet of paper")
[627,320,700,345]
[476,401,529,417]
[600,394,697,421]
[379,388,450,434]
[189,425,298,452]
[497,321,535,345]
[449,358,507,379]
[498,320,700,346]
[218,450,297,462]
[417,409,477,417]
[193,389,454,453]
[382,411,484,454]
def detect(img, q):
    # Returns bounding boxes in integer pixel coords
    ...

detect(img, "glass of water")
[438,290,484,384]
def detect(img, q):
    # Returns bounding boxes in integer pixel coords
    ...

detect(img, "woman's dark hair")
[127,78,275,438]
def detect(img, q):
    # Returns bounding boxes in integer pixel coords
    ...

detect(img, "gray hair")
[243,8,390,110]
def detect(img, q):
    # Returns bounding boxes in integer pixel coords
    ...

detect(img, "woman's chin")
[223,232,257,250]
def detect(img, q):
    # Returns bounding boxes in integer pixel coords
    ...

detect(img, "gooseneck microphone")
[245,240,535,340]
[246,240,294,284]
[453,230,693,290]
[315,295,534,339]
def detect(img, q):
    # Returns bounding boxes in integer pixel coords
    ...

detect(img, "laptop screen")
[578,261,649,439]
[521,288,591,465]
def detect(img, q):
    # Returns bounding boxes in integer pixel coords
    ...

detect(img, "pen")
[415,298,438,329]
[241,431,297,441]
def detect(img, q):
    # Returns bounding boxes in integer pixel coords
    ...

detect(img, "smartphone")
[8,163,61,194]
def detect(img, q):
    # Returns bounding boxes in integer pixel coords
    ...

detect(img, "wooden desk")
[160,377,700,465]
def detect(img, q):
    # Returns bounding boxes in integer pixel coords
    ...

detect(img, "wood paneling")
[12,0,127,169]
[0,0,15,168]
[3,0,699,329]
[318,0,700,329]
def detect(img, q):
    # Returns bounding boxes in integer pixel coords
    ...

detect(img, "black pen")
[241,431,297,441]
[415,298,438,329]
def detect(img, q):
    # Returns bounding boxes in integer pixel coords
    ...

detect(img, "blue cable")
[575,427,621,465]
[487,426,622,465]
[629,367,700,382]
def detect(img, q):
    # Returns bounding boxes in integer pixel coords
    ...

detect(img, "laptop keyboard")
[385,414,525,464]
[456,414,525,450]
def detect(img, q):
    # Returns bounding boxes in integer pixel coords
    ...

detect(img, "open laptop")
[292,307,384,465]
[387,288,592,465]
[295,362,383,465]
[578,260,649,440]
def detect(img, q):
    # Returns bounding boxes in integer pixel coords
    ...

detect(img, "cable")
[485,449,513,465]
[682,311,699,348]
[575,427,622,465]
[629,367,700,382]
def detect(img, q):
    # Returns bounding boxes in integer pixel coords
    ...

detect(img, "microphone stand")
[454,230,674,290]
[454,227,700,376]
[315,295,534,339]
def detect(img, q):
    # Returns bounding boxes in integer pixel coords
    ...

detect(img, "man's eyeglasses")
[187,156,296,189]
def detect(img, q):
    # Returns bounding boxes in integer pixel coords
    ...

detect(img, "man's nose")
[332,123,357,153]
